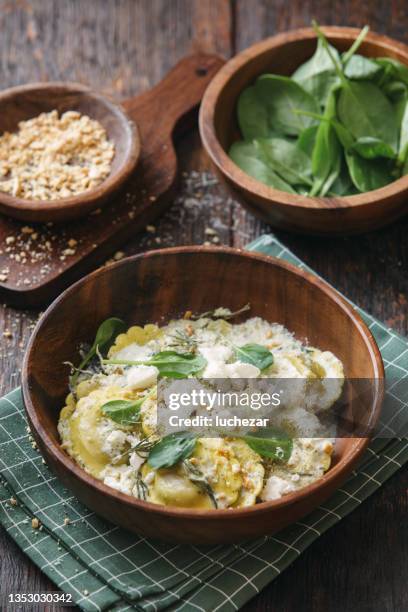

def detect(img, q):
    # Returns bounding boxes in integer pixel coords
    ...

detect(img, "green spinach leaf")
[148,432,197,469]
[375,57,408,86]
[229,141,297,193]
[398,102,408,163]
[345,151,394,192]
[310,87,341,196]
[338,81,398,150]
[258,137,313,187]
[237,86,272,140]
[297,125,318,157]
[343,54,382,80]
[255,74,320,136]
[234,343,273,370]
[292,37,340,107]
[350,137,396,159]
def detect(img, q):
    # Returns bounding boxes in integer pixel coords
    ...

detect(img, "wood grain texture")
[0,0,406,610]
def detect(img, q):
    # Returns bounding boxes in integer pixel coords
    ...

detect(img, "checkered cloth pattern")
[0,234,406,612]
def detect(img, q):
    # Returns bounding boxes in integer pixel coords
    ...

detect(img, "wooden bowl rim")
[22,245,385,519]
[0,81,141,217]
[199,26,408,211]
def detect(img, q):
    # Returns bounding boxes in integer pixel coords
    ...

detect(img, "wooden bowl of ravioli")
[199,27,408,235]
[22,246,384,544]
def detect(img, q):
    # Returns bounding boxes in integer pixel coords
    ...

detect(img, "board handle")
[122,53,225,145]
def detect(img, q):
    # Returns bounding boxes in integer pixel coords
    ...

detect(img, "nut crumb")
[31,517,40,529]
[204,227,217,236]
[0,110,115,201]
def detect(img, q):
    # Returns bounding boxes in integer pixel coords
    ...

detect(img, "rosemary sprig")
[115,436,156,464]
[191,303,251,321]
[135,472,149,501]
[168,329,198,352]
[183,459,218,508]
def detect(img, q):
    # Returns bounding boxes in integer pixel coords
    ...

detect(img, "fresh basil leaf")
[237,86,272,140]
[146,351,207,378]
[257,137,313,187]
[345,151,394,192]
[147,432,197,469]
[297,125,318,157]
[229,141,297,193]
[350,137,396,160]
[234,343,273,371]
[255,74,320,136]
[101,398,143,426]
[292,38,340,107]
[243,428,293,462]
[338,81,399,150]
[343,54,382,80]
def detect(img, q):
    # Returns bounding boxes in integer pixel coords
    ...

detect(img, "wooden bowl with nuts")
[0,82,140,223]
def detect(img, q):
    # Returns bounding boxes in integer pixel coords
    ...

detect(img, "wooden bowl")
[199,27,408,235]
[0,82,140,223]
[22,246,384,544]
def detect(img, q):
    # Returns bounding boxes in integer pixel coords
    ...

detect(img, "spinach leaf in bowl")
[345,151,394,192]
[229,21,408,197]
[229,141,297,193]
[257,138,313,188]
[337,81,399,150]
[292,37,340,107]
[254,75,319,136]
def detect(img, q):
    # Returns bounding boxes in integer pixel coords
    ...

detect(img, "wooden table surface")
[0,1,407,610]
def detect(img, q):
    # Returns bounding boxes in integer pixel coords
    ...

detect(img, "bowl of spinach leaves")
[199,24,408,234]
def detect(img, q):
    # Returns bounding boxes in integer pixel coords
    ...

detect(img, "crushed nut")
[204,227,217,236]
[31,517,40,529]
[0,110,115,200]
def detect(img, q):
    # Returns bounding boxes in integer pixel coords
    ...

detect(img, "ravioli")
[58,310,344,509]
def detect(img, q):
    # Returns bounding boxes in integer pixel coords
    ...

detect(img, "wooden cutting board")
[0,53,224,308]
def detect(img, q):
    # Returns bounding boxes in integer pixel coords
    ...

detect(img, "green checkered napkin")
[0,234,407,612]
